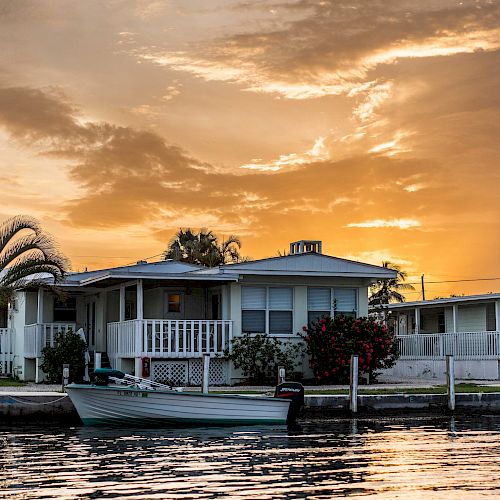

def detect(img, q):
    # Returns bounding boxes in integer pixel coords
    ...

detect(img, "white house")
[381,294,500,380]
[0,240,396,385]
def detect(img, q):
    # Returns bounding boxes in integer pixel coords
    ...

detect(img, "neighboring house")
[379,294,500,380]
[0,240,396,384]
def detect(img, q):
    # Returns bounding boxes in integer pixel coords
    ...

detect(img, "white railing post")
[95,352,101,370]
[136,319,143,357]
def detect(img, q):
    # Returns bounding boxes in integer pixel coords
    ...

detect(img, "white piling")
[95,352,102,370]
[277,365,285,385]
[349,355,359,413]
[62,363,69,392]
[446,355,455,411]
[202,354,210,394]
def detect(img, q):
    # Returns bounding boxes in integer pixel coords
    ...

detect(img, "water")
[1,416,500,499]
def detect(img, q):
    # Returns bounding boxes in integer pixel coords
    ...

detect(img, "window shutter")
[269,288,292,310]
[334,288,357,312]
[241,287,266,309]
[308,311,330,325]
[242,310,266,333]
[308,288,330,311]
[269,311,292,334]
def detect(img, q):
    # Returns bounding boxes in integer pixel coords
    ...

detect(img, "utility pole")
[421,274,426,301]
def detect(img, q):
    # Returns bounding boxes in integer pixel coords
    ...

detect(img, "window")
[241,287,266,333]
[307,287,357,324]
[168,294,181,313]
[241,286,293,335]
[53,297,77,322]
[269,287,293,335]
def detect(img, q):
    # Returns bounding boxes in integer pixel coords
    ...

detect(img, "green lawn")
[305,384,500,395]
[211,384,500,396]
[0,378,26,387]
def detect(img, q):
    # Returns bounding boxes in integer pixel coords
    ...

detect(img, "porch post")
[495,300,500,331]
[452,305,458,333]
[119,285,126,322]
[414,307,420,334]
[136,280,144,320]
[37,288,44,324]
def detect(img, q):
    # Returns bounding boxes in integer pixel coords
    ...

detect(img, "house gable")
[212,252,396,278]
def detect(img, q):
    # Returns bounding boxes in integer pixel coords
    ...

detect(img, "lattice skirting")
[152,358,228,386]
[0,360,12,374]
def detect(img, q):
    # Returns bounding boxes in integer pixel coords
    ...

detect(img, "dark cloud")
[166,0,500,86]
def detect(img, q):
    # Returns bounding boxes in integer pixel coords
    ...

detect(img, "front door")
[85,299,97,351]
[211,294,221,320]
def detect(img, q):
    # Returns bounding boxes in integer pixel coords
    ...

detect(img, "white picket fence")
[397,331,500,360]
[0,328,13,374]
[24,323,76,358]
[107,319,233,363]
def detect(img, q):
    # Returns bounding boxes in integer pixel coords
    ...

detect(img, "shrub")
[300,315,398,383]
[40,329,87,383]
[223,333,304,384]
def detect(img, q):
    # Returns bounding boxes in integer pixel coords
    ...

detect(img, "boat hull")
[66,385,291,426]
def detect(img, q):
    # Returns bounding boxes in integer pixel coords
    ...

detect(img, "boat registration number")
[116,391,148,398]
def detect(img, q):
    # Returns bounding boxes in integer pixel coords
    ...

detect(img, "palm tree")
[369,261,415,305]
[163,228,242,267]
[0,215,69,306]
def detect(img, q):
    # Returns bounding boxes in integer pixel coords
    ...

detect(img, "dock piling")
[202,354,210,394]
[446,355,455,411]
[349,355,359,413]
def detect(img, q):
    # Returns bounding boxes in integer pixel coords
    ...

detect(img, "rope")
[5,394,69,406]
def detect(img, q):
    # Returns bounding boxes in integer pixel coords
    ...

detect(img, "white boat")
[66,370,300,426]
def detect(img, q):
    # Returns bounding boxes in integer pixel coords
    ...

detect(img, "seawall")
[1,392,500,423]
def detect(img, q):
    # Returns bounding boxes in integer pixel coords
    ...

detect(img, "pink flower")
[302,326,308,332]
[321,325,326,332]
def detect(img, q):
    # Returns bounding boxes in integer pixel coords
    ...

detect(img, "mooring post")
[202,354,210,394]
[446,355,455,411]
[349,355,359,413]
[95,352,102,370]
[62,363,69,392]
[277,365,285,385]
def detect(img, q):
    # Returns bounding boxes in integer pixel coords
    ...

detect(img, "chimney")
[289,240,322,255]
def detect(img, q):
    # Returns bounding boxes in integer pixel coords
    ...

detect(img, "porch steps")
[88,352,112,374]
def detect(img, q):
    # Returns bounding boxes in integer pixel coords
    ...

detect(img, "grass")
[0,377,26,387]
[211,384,500,396]
[306,384,500,395]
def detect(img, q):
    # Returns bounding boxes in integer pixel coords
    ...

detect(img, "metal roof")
[384,293,500,309]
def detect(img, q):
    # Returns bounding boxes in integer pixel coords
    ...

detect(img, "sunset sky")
[1,0,499,299]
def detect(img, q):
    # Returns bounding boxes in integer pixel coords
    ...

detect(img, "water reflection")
[1,416,499,498]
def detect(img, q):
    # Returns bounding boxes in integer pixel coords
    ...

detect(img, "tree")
[163,228,242,267]
[369,261,415,305]
[0,215,69,306]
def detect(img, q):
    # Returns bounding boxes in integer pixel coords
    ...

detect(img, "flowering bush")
[300,315,398,383]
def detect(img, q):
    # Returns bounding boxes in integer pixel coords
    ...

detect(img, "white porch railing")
[0,328,13,374]
[397,331,500,360]
[107,319,233,360]
[24,323,77,358]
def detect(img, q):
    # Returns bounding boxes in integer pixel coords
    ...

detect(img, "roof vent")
[136,260,147,265]
[289,240,322,255]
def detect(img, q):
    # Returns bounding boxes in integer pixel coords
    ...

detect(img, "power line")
[406,277,500,285]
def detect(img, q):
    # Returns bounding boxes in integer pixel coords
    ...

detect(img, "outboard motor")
[91,368,126,386]
[274,382,304,423]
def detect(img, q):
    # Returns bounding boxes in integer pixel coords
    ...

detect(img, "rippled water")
[1,416,500,499]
